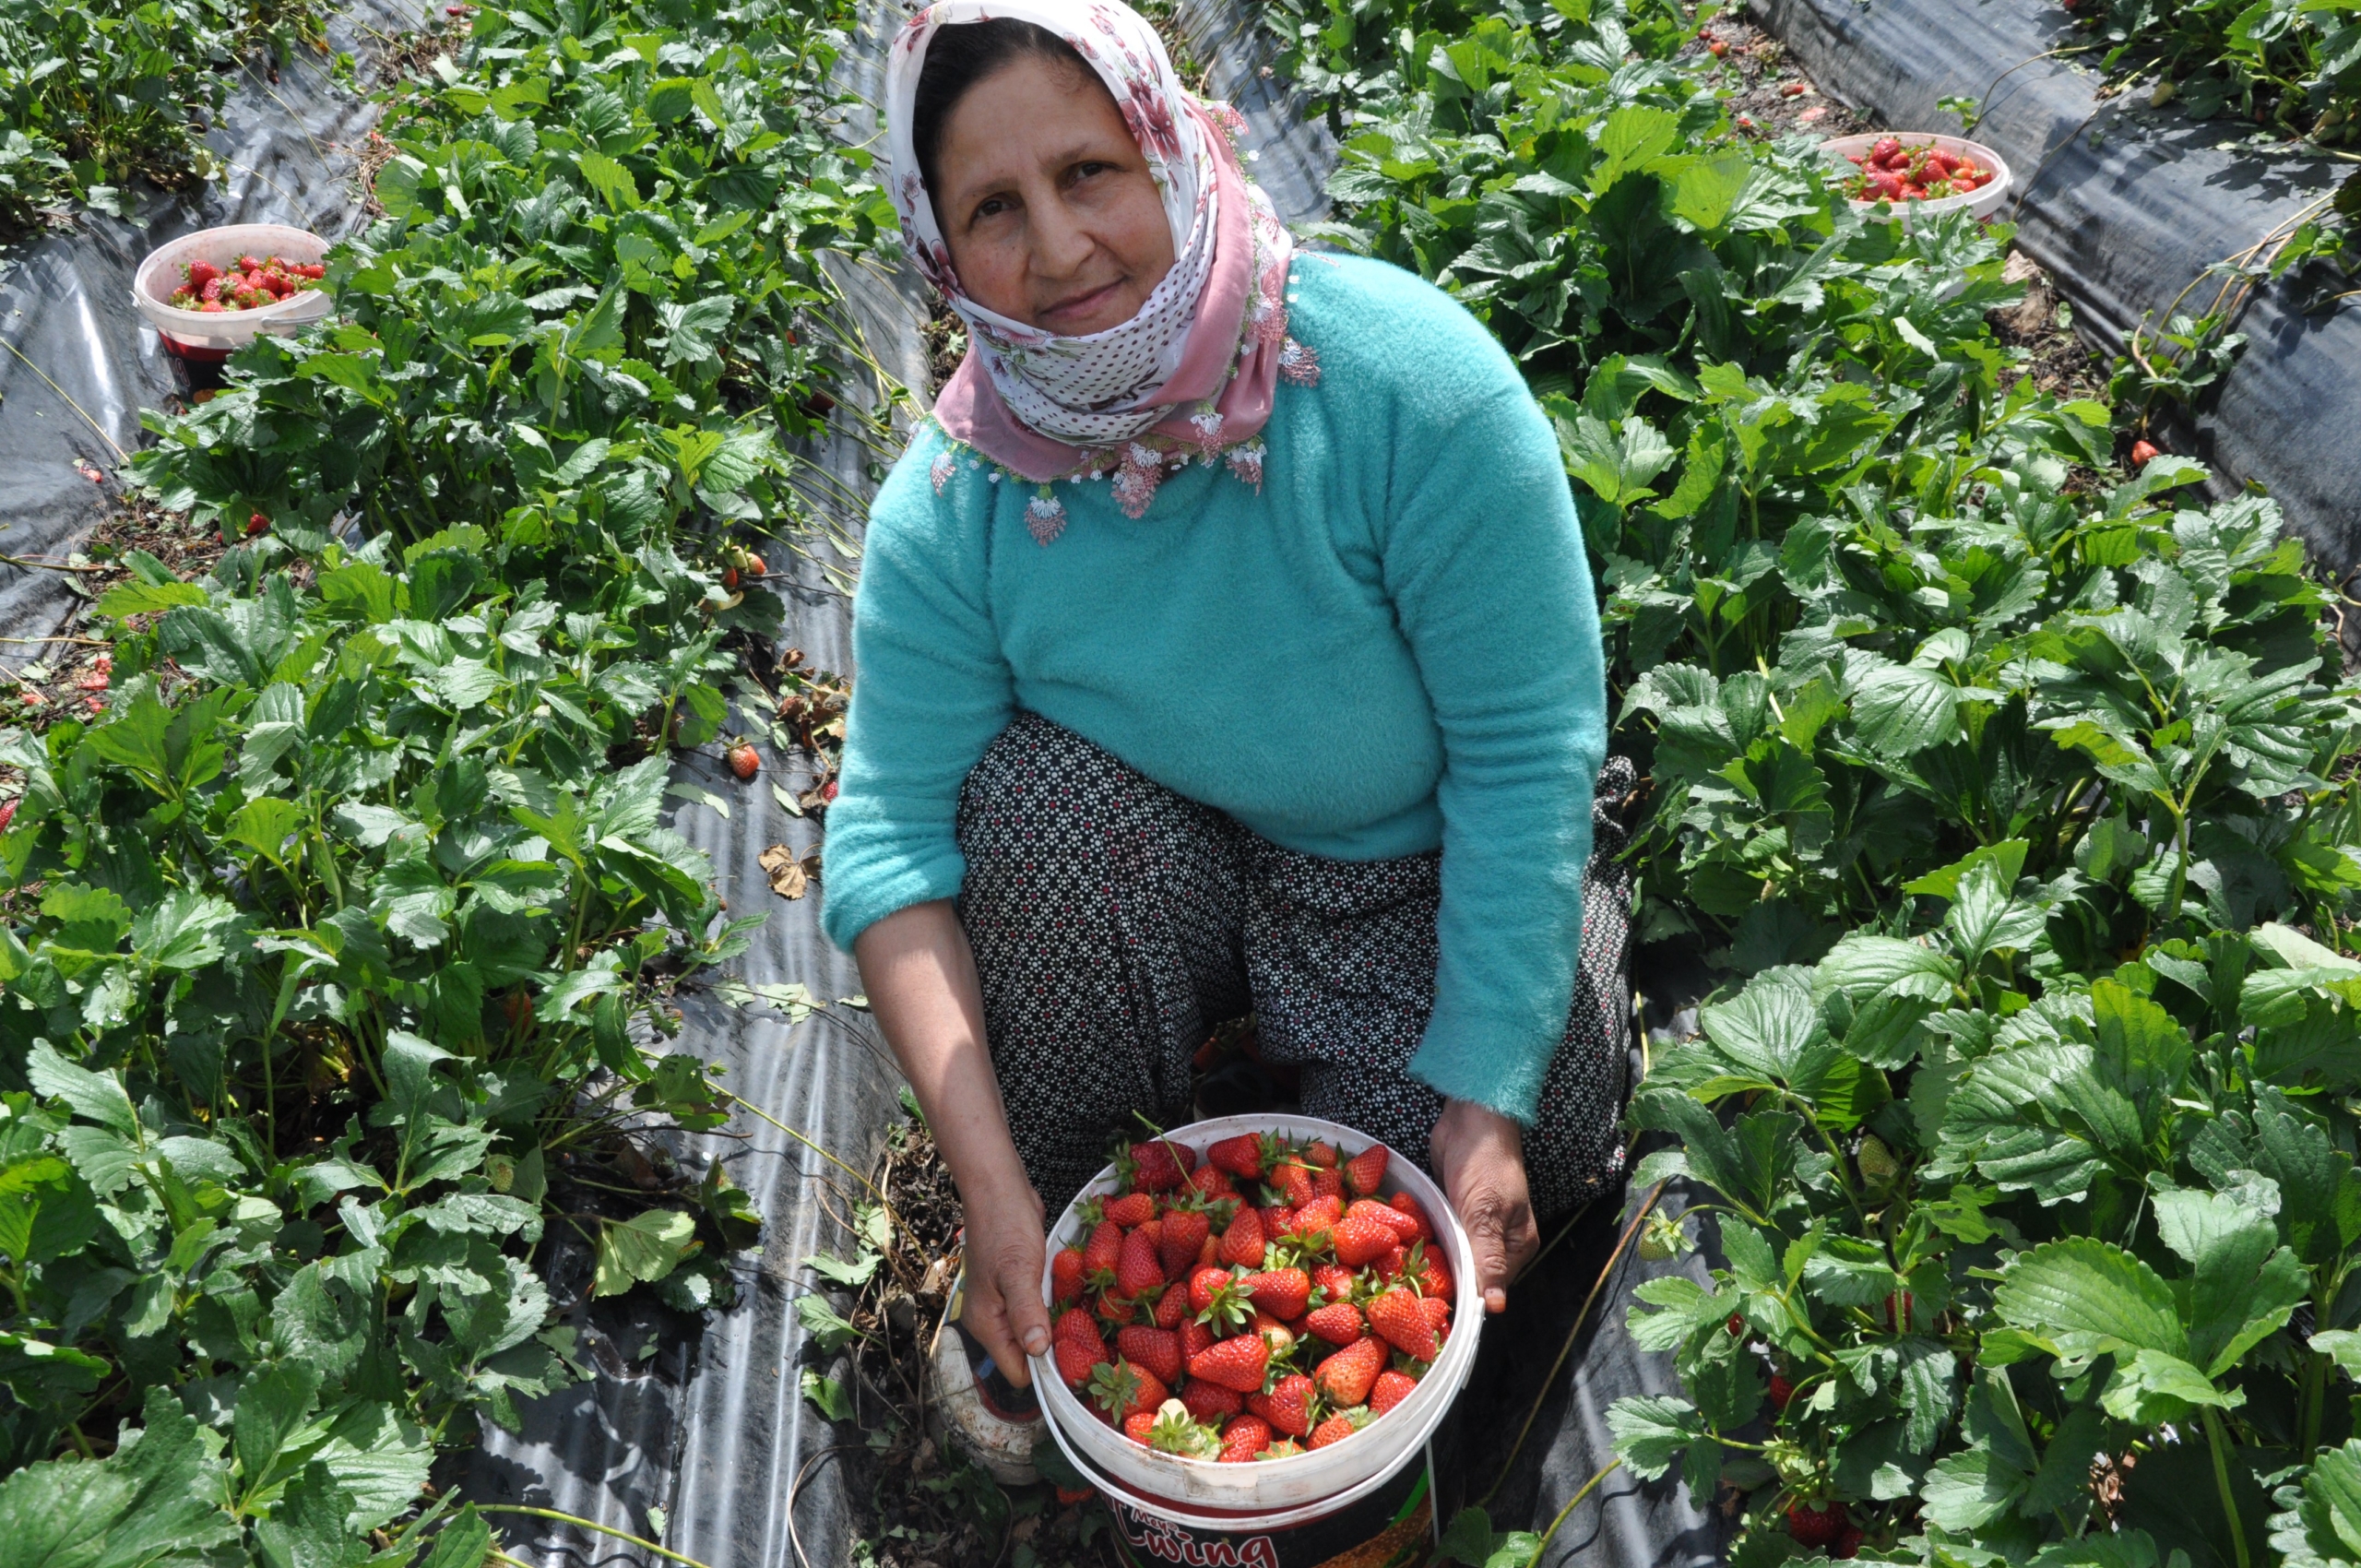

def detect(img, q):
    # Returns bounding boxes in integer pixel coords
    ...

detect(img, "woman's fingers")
[1430,1099,1537,1313]
[964,1218,1050,1386]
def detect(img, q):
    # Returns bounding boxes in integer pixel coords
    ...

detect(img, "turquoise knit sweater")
[819,253,1608,1126]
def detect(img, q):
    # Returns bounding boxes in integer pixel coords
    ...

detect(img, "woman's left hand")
[1428,1099,1538,1314]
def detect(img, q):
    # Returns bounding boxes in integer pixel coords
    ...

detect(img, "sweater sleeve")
[819,430,1015,951]
[1379,335,1609,1126]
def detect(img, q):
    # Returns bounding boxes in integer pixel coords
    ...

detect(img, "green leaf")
[794,1293,861,1353]
[802,1251,880,1289]
[799,1370,852,1421]
[1993,1237,2187,1360]
[1605,1394,1706,1479]
[1921,1445,2031,1532]
[2151,1182,2309,1376]
[0,1387,236,1568]
[592,1209,698,1298]
[94,580,208,620]
[233,1361,321,1494]
[25,1043,137,1136]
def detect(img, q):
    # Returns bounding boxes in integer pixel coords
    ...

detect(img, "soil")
[1685,18,1868,140]
[1987,249,2110,403]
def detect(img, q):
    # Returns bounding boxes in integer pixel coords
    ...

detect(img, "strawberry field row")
[0,0,897,1558]
[1253,0,2361,1562]
[0,0,331,232]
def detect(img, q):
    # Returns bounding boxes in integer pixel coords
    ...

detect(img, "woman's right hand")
[956,1168,1052,1385]
[853,899,1054,1386]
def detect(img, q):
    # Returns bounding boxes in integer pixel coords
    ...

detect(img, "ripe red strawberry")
[1189,1333,1271,1393]
[1727,1313,1747,1336]
[0,800,17,833]
[1707,35,1728,55]
[1333,1211,1395,1267]
[1051,1247,1085,1305]
[1219,1414,1274,1462]
[1370,1370,1419,1416]
[1116,1325,1182,1384]
[1158,1208,1211,1279]
[1218,1207,1267,1270]
[1252,1312,1296,1360]
[1128,1139,1189,1193]
[1188,1265,1234,1316]
[186,259,220,292]
[2130,438,2161,467]
[1367,1289,1440,1361]
[1421,1295,1451,1336]
[1786,1503,1846,1549]
[1272,1162,1314,1209]
[1244,1268,1311,1321]
[1305,1141,1338,1170]
[1083,1219,1123,1279]
[1088,1358,1168,1423]
[1180,1377,1243,1421]
[1349,1199,1419,1245]
[246,511,270,537]
[1769,1372,1796,1411]
[1288,1195,1343,1239]
[1311,1167,1347,1204]
[1053,1308,1109,1386]
[1833,1525,1866,1560]
[726,740,759,780]
[1188,1163,1237,1199]
[1207,1134,1269,1180]
[1152,1283,1188,1329]
[1313,1336,1386,1407]
[1247,1372,1315,1437]
[1312,1264,1357,1301]
[1372,1243,1408,1282]
[1095,1289,1139,1326]
[1180,1317,1214,1363]
[1343,1145,1387,1196]
[1117,1229,1166,1298]
[1198,1233,1222,1268]
[1104,1193,1157,1228]
[1310,1411,1367,1449]
[1387,1193,1434,1242]
[1303,1301,1364,1346]
[1123,1409,1157,1443]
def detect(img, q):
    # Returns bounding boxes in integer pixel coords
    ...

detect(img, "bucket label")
[1109,1455,1433,1568]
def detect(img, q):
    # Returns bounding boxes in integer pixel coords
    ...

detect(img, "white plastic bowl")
[1820,133,2013,226]
[131,223,335,355]
[1029,1113,1481,1529]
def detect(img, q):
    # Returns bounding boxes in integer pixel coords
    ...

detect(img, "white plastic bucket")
[1028,1113,1481,1531]
[131,223,335,357]
[1818,133,2014,228]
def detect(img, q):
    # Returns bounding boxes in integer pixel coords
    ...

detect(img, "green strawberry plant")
[0,0,328,228]
[0,0,890,1557]
[1254,0,2361,1558]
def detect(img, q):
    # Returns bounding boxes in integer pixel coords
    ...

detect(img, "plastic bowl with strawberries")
[1817,132,2012,225]
[131,222,335,361]
[1030,1114,1481,1515]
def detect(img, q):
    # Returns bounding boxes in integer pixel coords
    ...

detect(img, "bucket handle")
[1030,1356,1422,1534]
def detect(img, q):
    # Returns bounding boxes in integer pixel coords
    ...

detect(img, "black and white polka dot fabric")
[954,712,1634,1222]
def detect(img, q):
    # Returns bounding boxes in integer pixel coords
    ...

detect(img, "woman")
[821,0,1621,1392]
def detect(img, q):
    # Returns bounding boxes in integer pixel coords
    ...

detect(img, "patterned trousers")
[952,714,1634,1221]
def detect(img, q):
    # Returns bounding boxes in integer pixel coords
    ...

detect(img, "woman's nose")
[1028,194,1097,279]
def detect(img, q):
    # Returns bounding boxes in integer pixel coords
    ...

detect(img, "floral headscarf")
[884,0,1316,540]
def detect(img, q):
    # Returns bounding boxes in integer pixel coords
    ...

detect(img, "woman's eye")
[975,196,1011,220]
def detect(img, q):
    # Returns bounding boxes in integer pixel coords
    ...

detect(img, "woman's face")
[931,53,1178,336]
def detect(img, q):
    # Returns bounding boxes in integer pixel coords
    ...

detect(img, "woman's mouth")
[1038,279,1126,330]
